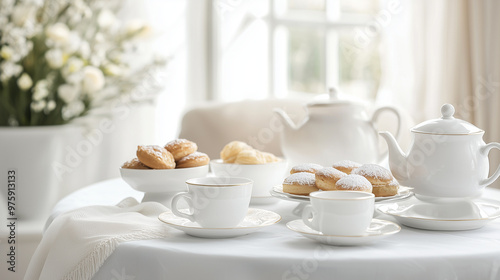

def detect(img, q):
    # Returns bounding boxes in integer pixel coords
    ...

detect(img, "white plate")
[158,208,281,238]
[286,219,401,246]
[377,197,500,231]
[271,185,413,203]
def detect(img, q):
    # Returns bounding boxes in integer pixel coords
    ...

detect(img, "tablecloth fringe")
[62,227,168,280]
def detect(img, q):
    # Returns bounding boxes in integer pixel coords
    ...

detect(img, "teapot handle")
[371,106,402,163]
[480,142,500,188]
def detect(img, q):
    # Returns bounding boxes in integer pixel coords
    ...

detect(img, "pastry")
[220,141,253,163]
[164,139,198,161]
[332,160,362,174]
[290,163,323,174]
[372,180,399,197]
[262,151,280,163]
[234,149,266,164]
[121,158,150,169]
[335,174,373,193]
[136,145,175,169]
[282,172,318,195]
[315,167,347,191]
[352,164,397,197]
[176,152,210,168]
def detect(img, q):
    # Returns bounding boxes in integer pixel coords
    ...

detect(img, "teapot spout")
[379,131,409,182]
[273,108,301,130]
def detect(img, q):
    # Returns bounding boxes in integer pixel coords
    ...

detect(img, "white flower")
[17,73,33,90]
[45,100,56,112]
[82,66,105,93]
[63,32,81,54]
[125,20,152,38]
[65,72,84,84]
[31,100,46,112]
[57,84,80,103]
[108,50,122,63]
[45,49,64,69]
[33,80,49,101]
[12,4,36,27]
[0,62,22,82]
[65,57,84,74]
[78,41,90,59]
[62,100,85,120]
[45,23,70,45]
[103,64,122,77]
[97,9,116,29]
[0,46,14,60]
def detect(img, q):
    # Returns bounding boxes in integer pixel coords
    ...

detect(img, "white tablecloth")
[49,179,500,280]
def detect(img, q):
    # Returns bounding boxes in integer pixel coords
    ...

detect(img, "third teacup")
[302,191,375,236]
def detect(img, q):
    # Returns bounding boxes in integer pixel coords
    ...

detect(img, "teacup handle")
[480,142,500,187]
[301,205,315,229]
[372,106,402,163]
[171,192,195,222]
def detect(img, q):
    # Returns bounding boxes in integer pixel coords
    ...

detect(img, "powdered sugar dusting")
[284,172,316,186]
[291,163,323,174]
[179,152,208,161]
[352,164,393,181]
[138,145,165,160]
[336,174,372,191]
[316,167,346,178]
[332,160,362,169]
[166,139,190,146]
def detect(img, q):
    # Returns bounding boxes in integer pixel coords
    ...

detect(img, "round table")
[49,178,500,280]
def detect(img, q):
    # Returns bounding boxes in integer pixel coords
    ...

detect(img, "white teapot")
[274,88,402,166]
[380,104,500,199]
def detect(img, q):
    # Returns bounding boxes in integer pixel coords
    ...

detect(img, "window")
[211,0,382,101]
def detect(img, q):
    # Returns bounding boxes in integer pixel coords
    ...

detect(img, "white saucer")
[286,219,401,246]
[271,185,413,203]
[158,208,281,238]
[377,197,500,231]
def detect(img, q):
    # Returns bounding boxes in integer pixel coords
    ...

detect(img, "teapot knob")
[329,87,339,100]
[441,104,455,119]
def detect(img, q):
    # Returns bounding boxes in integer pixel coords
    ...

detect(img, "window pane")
[287,0,326,11]
[338,30,381,100]
[288,27,326,94]
[218,0,269,101]
[340,0,380,15]
[220,21,269,101]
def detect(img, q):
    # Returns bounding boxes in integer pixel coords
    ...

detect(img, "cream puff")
[283,172,318,195]
[164,139,198,161]
[315,167,347,191]
[136,145,175,169]
[352,164,397,197]
[335,174,373,193]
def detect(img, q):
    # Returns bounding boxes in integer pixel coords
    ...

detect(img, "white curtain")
[381,0,500,188]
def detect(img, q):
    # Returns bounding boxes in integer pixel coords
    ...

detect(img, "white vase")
[0,125,79,222]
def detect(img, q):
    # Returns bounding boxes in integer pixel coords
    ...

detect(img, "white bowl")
[120,165,209,205]
[210,159,288,198]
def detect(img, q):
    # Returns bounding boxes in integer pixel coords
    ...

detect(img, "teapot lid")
[411,104,483,135]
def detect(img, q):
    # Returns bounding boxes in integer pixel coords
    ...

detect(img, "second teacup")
[171,177,253,228]
[302,191,375,236]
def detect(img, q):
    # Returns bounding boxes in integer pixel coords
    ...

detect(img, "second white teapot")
[274,88,402,166]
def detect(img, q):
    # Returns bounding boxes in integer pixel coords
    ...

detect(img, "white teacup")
[171,177,253,228]
[302,191,375,236]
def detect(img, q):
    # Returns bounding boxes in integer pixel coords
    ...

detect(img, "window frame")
[209,0,374,101]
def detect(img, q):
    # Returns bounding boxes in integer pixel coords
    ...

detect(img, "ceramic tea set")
[277,91,500,231]
[377,103,500,230]
[274,88,402,166]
